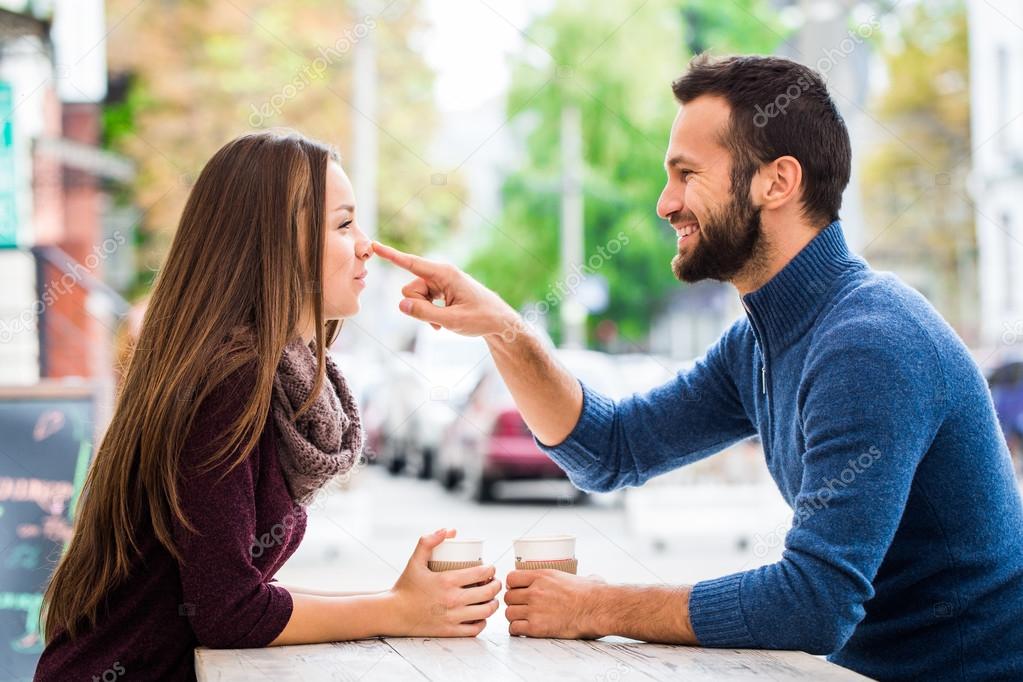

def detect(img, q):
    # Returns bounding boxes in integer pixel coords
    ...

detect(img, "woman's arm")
[267,591,402,644]
[268,529,502,645]
[272,583,384,598]
[173,364,500,647]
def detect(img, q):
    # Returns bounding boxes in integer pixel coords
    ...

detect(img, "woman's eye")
[338,220,352,230]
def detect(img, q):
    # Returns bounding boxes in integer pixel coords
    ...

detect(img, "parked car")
[392,329,488,480]
[360,352,424,473]
[438,348,627,502]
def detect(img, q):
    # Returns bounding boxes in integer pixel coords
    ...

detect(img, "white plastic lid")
[513,535,576,562]
[430,538,484,562]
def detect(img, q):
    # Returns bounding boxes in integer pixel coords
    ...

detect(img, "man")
[373,55,1023,681]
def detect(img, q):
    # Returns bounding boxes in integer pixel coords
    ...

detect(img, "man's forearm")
[485,323,583,446]
[591,583,698,644]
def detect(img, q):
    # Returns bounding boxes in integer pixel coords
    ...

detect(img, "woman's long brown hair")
[41,130,342,642]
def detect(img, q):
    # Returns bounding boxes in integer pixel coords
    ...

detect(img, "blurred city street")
[2,0,1023,678]
[277,456,790,601]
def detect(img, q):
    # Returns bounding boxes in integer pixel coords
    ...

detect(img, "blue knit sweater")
[538,222,1023,680]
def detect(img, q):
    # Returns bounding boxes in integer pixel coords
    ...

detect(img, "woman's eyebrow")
[333,203,355,213]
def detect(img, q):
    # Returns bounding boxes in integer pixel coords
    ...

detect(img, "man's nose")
[656,183,684,221]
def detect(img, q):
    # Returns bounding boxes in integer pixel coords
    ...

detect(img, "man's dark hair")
[671,54,851,227]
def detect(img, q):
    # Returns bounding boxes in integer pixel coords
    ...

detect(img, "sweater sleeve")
[535,319,757,492]
[171,362,294,649]
[689,318,946,654]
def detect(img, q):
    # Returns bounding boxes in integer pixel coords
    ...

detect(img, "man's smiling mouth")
[675,221,700,245]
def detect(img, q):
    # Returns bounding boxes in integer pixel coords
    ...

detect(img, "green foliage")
[467,0,784,345]
[102,0,463,296]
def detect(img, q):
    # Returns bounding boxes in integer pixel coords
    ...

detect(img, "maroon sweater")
[35,365,304,681]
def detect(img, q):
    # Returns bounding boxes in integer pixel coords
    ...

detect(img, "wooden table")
[195,630,871,681]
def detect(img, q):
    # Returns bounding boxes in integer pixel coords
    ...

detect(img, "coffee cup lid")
[513,535,576,562]
[431,538,484,562]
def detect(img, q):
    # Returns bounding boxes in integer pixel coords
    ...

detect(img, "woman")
[35,130,501,681]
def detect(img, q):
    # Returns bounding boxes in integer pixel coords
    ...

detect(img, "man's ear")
[752,156,803,211]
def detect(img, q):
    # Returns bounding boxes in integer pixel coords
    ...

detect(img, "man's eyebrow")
[665,153,698,168]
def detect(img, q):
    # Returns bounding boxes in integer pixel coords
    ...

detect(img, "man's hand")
[373,240,584,446]
[503,570,609,639]
[372,242,520,338]
[505,570,699,644]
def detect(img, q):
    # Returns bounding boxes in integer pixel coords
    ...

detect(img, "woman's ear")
[754,156,803,211]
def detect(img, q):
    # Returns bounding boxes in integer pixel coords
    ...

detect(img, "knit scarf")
[270,337,363,506]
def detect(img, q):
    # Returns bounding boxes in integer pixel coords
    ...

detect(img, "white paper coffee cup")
[429,538,484,572]
[514,535,577,573]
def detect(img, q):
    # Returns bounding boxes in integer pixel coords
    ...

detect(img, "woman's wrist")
[318,590,406,640]
[376,588,408,637]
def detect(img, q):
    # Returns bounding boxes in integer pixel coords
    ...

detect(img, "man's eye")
[680,170,694,181]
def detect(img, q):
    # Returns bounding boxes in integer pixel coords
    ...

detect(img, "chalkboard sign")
[0,384,94,681]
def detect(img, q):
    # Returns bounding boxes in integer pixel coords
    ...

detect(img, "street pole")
[560,104,585,348]
[353,0,378,239]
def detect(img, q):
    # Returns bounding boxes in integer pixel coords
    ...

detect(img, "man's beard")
[671,190,765,284]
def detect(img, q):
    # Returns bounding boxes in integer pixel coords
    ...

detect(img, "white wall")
[0,249,39,383]
[968,0,1023,349]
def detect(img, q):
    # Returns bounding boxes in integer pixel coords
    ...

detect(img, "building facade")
[968,0,1023,352]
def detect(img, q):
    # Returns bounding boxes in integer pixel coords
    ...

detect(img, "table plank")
[196,633,873,681]
[195,639,424,682]
[475,630,660,680]
[381,635,526,681]
[581,638,872,681]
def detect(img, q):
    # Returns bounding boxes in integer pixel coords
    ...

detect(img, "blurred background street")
[1,0,1023,678]
[277,460,789,605]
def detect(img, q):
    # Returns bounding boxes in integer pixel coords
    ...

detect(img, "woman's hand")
[388,528,502,637]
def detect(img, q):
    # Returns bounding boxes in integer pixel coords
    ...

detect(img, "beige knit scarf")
[270,337,363,506]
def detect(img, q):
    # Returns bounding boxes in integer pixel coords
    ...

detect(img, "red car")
[437,350,625,502]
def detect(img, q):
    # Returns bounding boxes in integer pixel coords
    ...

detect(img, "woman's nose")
[356,234,373,260]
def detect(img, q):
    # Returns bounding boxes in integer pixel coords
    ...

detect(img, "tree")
[102,0,464,298]
[466,0,784,345]
[860,0,974,339]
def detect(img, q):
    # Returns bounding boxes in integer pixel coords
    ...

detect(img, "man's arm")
[485,327,583,446]
[594,584,697,644]
[504,570,698,644]
[530,319,756,492]
[686,318,946,654]
[373,242,757,491]
[506,317,946,649]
